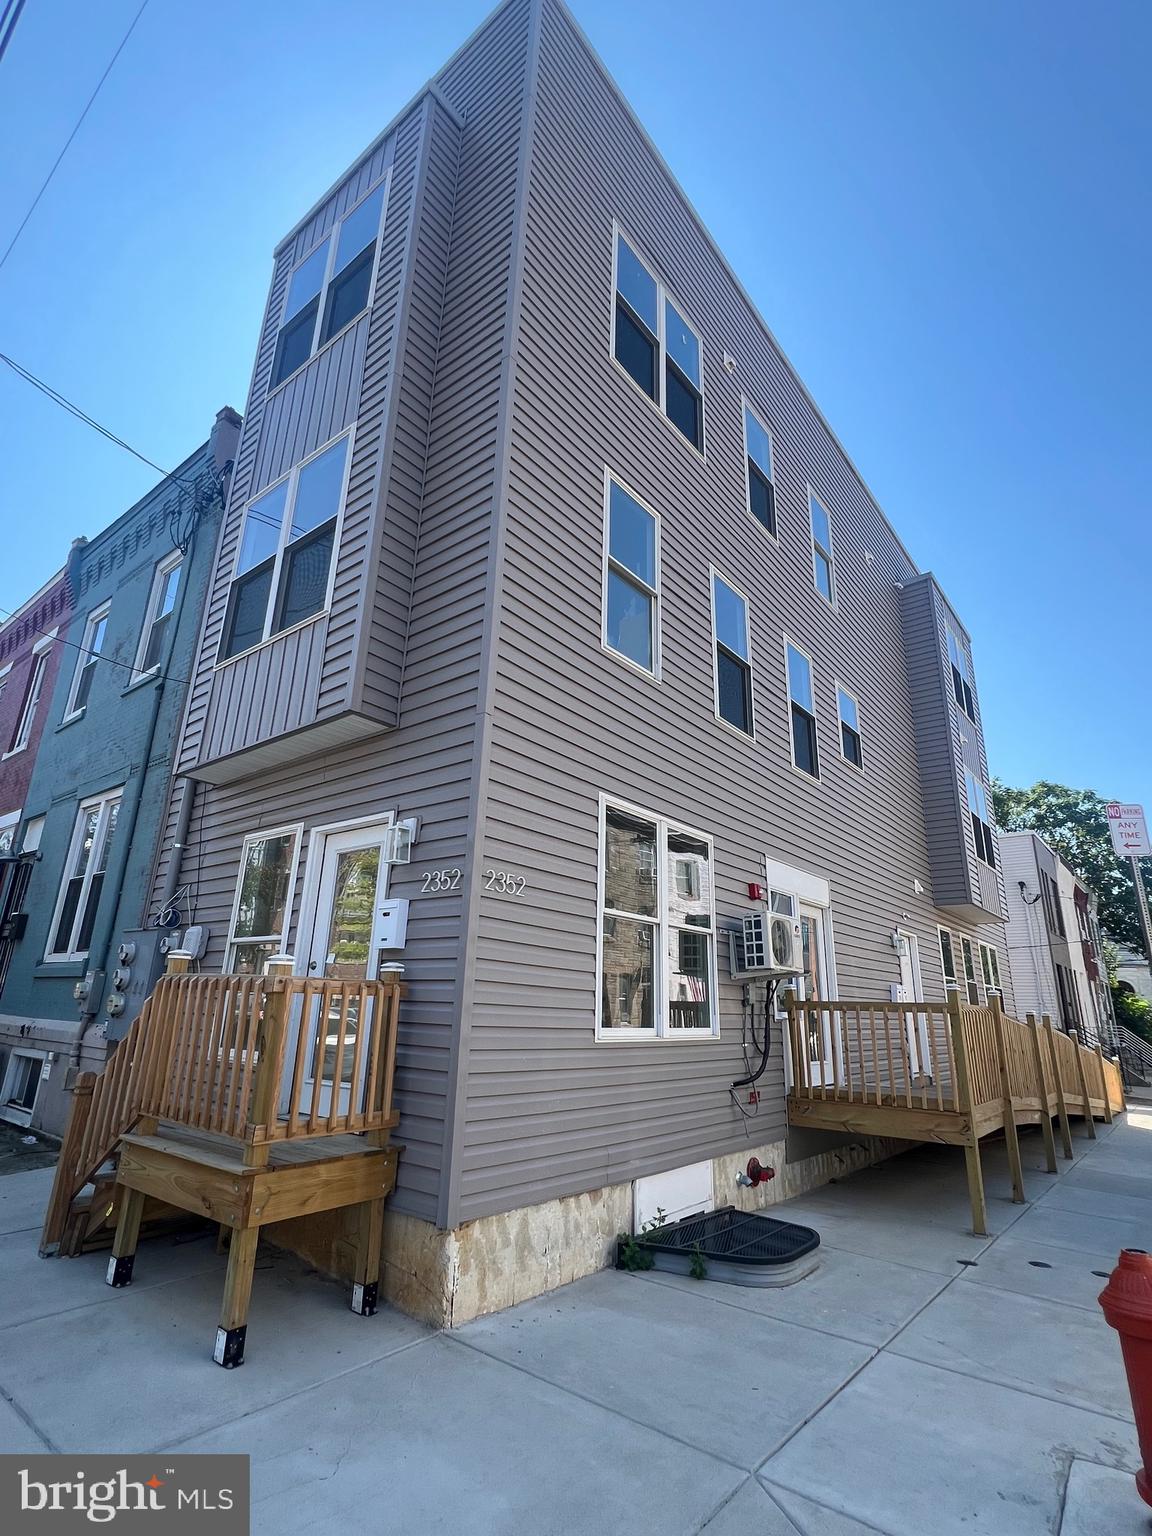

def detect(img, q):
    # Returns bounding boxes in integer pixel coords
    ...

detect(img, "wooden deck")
[786,993,1123,1235]
[41,956,403,1367]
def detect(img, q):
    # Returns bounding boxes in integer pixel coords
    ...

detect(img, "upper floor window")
[6,636,52,755]
[46,788,122,962]
[947,628,975,719]
[220,434,351,662]
[743,402,776,537]
[711,573,753,735]
[599,802,716,1037]
[837,684,862,768]
[612,230,703,452]
[133,551,183,681]
[270,178,389,390]
[225,825,302,973]
[964,770,996,868]
[603,478,659,675]
[64,605,110,720]
[1041,869,1065,937]
[786,639,819,778]
[808,491,836,605]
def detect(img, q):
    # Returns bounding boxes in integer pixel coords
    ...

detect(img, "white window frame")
[964,769,997,868]
[269,173,392,394]
[710,567,755,739]
[218,429,355,665]
[610,221,706,458]
[4,631,55,759]
[131,550,183,683]
[601,471,661,680]
[63,603,111,722]
[0,808,19,857]
[742,398,777,541]
[835,680,863,769]
[938,926,960,993]
[595,794,719,1041]
[784,634,821,782]
[947,626,976,720]
[45,787,124,963]
[224,823,305,972]
[959,934,981,1005]
[807,486,837,607]
[0,1048,47,1127]
[979,941,1002,999]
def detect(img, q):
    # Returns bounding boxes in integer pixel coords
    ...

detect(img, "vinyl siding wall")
[148,0,533,1221]
[455,0,1012,1223]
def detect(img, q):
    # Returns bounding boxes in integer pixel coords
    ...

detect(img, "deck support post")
[1070,1029,1097,1138]
[40,1071,96,1255]
[1095,1043,1115,1125]
[106,1186,146,1288]
[1043,1015,1075,1159]
[989,996,1025,1203]
[1026,1013,1059,1173]
[947,994,987,1237]
[215,1227,259,1368]
[351,1198,385,1316]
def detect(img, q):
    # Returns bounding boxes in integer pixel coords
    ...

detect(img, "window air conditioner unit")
[729,907,804,980]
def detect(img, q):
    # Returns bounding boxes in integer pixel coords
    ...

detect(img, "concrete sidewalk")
[1,1114,1149,1535]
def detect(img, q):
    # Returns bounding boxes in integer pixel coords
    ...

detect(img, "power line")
[0,598,196,688]
[0,0,149,272]
[0,0,29,68]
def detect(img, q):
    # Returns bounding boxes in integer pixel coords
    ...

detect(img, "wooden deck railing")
[41,954,401,1253]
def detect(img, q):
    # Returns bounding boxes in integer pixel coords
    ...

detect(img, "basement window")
[598,801,717,1038]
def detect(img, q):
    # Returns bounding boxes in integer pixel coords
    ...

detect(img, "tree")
[990,779,1152,956]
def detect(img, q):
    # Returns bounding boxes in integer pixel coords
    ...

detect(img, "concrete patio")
[1,1112,1149,1535]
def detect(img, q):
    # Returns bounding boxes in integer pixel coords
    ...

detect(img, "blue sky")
[1,0,1148,805]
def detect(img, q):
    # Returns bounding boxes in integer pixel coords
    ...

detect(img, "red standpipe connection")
[1098,1249,1152,1507]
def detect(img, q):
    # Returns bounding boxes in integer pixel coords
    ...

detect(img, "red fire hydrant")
[1098,1249,1152,1506]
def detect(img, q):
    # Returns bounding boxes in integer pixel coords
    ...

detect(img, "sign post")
[1108,803,1152,962]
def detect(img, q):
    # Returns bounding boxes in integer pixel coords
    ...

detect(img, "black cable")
[0,0,28,68]
[731,977,781,1089]
[0,0,150,272]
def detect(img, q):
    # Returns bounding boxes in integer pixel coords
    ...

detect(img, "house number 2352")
[484,868,527,897]
[421,868,463,893]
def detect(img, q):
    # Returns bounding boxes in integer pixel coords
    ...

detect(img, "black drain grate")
[627,1206,819,1267]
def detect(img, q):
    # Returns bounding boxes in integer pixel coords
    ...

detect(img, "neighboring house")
[1000,830,1112,1046]
[1115,940,1152,1004]
[0,410,240,1134]
[143,0,1013,1324]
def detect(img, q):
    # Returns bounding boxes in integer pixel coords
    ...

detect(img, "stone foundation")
[264,1132,901,1328]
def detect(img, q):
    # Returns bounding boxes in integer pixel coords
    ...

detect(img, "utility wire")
[0,0,28,68]
[0,599,197,688]
[0,0,149,272]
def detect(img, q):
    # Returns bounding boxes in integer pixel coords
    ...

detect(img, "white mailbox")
[376,899,409,950]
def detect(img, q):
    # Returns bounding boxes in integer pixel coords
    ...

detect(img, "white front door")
[798,904,836,1087]
[290,823,394,1120]
[896,931,933,1078]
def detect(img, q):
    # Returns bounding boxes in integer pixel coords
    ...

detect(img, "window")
[62,605,110,720]
[599,802,716,1036]
[837,684,862,768]
[270,178,389,389]
[938,928,959,992]
[786,640,819,777]
[612,230,704,451]
[7,639,52,755]
[133,552,182,680]
[1055,963,1082,1034]
[603,478,659,674]
[947,628,975,719]
[960,935,981,1005]
[979,942,1002,997]
[220,434,351,661]
[0,1050,45,1126]
[0,810,18,856]
[46,789,122,961]
[1041,870,1065,937]
[743,402,776,536]
[712,573,753,735]
[808,490,836,604]
[225,826,303,973]
[964,771,996,867]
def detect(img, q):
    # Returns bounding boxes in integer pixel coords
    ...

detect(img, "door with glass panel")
[797,903,836,1087]
[293,825,394,1119]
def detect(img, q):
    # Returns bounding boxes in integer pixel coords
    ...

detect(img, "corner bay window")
[786,640,819,777]
[613,231,703,451]
[599,805,717,1036]
[270,178,389,389]
[712,573,753,734]
[225,827,302,973]
[964,770,997,868]
[220,434,350,661]
[47,789,122,961]
[947,628,975,719]
[603,478,658,673]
